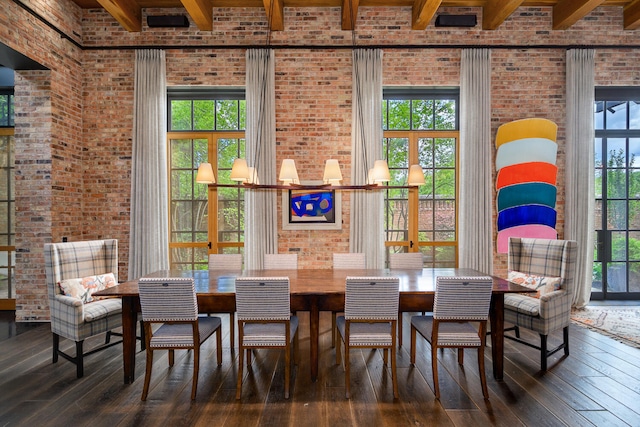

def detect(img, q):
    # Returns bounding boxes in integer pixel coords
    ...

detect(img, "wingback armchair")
[45,239,126,378]
[503,237,577,371]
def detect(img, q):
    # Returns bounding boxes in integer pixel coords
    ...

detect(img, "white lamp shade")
[323,159,342,185]
[195,162,215,184]
[371,160,391,183]
[408,164,426,186]
[230,158,250,182]
[279,159,299,185]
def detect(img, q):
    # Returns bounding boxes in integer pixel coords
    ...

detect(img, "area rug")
[571,306,640,349]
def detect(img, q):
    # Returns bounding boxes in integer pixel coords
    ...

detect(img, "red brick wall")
[4,2,640,319]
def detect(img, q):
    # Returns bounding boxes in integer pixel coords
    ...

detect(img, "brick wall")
[4,2,640,319]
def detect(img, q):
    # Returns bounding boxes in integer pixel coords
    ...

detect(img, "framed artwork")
[282,182,342,230]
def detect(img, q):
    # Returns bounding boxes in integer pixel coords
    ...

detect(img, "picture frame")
[282,181,342,230]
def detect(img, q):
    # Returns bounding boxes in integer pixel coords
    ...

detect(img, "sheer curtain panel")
[128,49,169,280]
[244,49,277,270]
[565,49,595,308]
[349,49,384,268]
[459,49,493,274]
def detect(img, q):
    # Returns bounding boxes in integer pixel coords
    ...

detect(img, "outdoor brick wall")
[4,1,640,319]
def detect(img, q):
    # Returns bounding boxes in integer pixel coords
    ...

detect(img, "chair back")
[235,277,291,320]
[333,253,365,269]
[138,277,198,322]
[209,253,243,270]
[344,277,399,320]
[508,238,577,293]
[434,276,493,321]
[44,239,118,300]
[389,252,423,269]
[264,253,298,270]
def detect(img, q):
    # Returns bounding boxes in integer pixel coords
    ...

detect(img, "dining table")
[96,267,534,385]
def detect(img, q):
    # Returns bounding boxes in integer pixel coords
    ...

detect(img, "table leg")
[122,296,137,384]
[490,294,505,380]
[309,301,320,382]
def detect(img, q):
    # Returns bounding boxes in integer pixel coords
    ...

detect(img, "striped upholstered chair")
[336,276,400,399]
[263,253,298,269]
[331,253,366,346]
[504,237,577,371]
[138,277,222,400]
[235,277,299,399]
[410,276,493,400]
[208,253,243,345]
[45,239,126,378]
[389,252,423,346]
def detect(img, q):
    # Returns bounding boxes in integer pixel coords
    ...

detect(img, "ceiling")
[69,0,640,33]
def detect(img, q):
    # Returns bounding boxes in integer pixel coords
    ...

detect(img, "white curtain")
[565,49,595,308]
[128,49,169,280]
[244,49,277,270]
[349,49,384,268]
[458,49,493,274]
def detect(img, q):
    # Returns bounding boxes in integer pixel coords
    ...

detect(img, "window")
[1,87,15,303]
[593,87,640,299]
[167,89,246,270]
[382,88,459,267]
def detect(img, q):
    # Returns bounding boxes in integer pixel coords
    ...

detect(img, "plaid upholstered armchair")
[45,239,126,378]
[503,237,577,371]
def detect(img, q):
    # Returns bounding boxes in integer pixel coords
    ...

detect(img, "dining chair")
[410,276,493,400]
[503,237,577,370]
[235,277,299,399]
[389,252,423,346]
[138,277,222,401]
[263,253,298,269]
[44,239,143,378]
[208,253,243,346]
[336,276,400,399]
[331,253,366,346]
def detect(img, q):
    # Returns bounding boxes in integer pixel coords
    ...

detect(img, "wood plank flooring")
[1,310,639,426]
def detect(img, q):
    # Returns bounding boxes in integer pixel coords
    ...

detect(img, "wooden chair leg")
[236,344,244,399]
[398,312,403,347]
[478,345,489,399]
[335,332,342,366]
[139,320,146,351]
[229,313,235,349]
[540,334,548,371]
[75,341,84,378]
[563,326,570,356]
[191,346,199,400]
[141,348,154,400]
[344,344,351,399]
[331,313,336,348]
[458,348,464,365]
[52,333,59,363]
[410,325,417,364]
[284,343,291,399]
[431,345,440,400]
[216,328,223,366]
[391,345,398,399]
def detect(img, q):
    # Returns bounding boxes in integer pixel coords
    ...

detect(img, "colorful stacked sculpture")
[495,118,558,253]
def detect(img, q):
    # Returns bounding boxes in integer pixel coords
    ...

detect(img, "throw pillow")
[58,272,117,304]
[507,271,562,299]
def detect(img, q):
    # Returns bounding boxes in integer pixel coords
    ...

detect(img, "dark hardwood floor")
[1,309,639,426]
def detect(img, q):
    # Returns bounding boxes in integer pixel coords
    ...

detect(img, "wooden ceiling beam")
[96,0,142,32]
[412,0,442,30]
[624,0,640,30]
[181,0,213,31]
[263,0,284,31]
[342,0,359,30]
[553,0,606,30]
[482,0,524,30]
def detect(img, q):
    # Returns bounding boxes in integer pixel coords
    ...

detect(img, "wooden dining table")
[96,267,533,385]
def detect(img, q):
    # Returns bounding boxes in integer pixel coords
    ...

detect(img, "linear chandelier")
[194,0,425,192]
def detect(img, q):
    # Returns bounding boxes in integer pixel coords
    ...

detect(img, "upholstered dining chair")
[263,253,298,270]
[410,276,493,400]
[389,251,423,346]
[208,253,243,345]
[331,253,366,346]
[503,237,577,371]
[45,239,132,378]
[138,277,222,401]
[336,276,400,399]
[235,277,299,399]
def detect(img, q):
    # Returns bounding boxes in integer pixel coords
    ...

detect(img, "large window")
[382,89,459,267]
[593,87,640,299]
[167,89,246,270]
[1,87,15,305]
